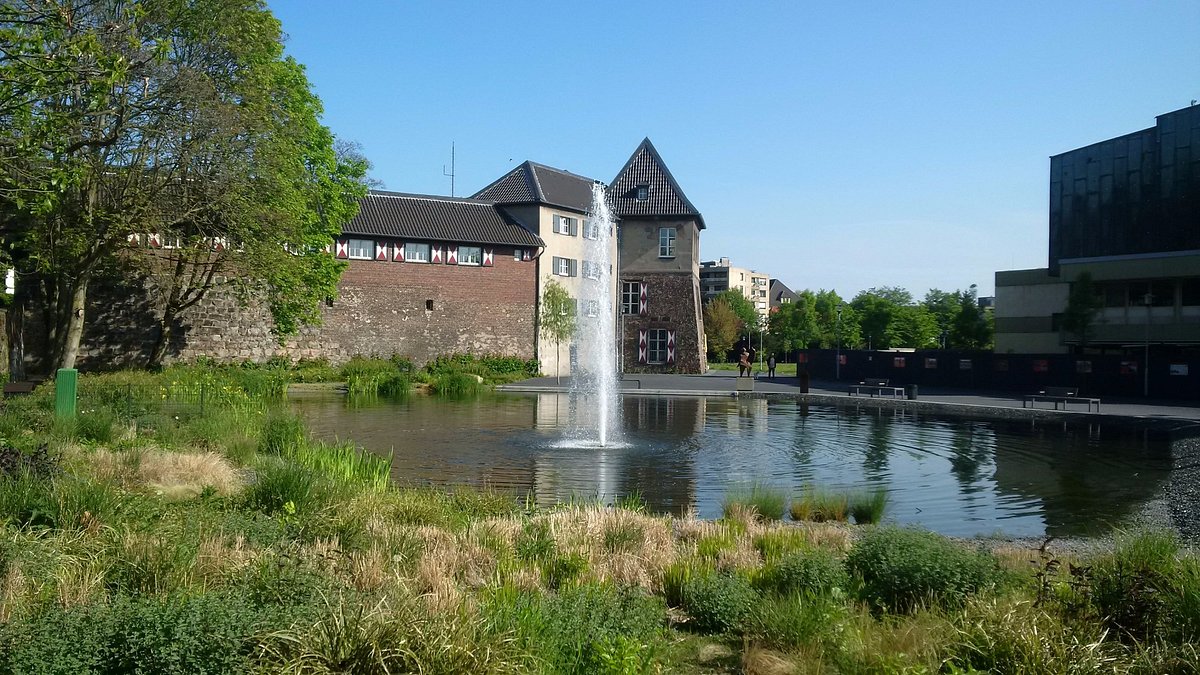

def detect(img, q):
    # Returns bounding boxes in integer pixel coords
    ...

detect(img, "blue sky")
[268,1,1198,299]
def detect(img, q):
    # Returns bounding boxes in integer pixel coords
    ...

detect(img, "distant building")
[769,279,798,313]
[995,105,1200,356]
[611,139,707,373]
[699,258,770,323]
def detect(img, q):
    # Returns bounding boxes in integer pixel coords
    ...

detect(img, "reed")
[790,486,848,523]
[722,482,788,521]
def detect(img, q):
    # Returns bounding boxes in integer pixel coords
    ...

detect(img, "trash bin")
[905,384,918,400]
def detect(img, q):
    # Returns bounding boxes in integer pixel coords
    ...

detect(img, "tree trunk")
[5,290,24,381]
[57,274,89,370]
[147,304,176,370]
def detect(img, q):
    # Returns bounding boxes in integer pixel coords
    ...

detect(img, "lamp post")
[1143,291,1153,397]
[835,304,843,380]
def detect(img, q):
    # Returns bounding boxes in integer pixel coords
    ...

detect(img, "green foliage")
[722,482,787,521]
[602,514,646,553]
[846,527,1002,613]
[0,593,274,675]
[484,582,666,674]
[0,472,125,530]
[747,591,846,650]
[768,292,820,353]
[661,559,715,608]
[848,488,890,524]
[258,412,308,456]
[950,285,993,349]
[341,356,410,397]
[240,457,330,516]
[757,548,849,597]
[711,289,759,333]
[429,372,482,397]
[752,528,810,561]
[790,486,848,522]
[1086,530,1200,643]
[681,572,758,634]
[703,297,742,359]
[540,278,576,378]
[290,358,342,383]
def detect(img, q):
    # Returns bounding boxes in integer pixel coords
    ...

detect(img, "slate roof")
[769,279,798,306]
[472,161,596,213]
[609,138,705,229]
[344,191,545,248]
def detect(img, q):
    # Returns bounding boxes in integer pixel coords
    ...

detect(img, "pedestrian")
[767,353,777,379]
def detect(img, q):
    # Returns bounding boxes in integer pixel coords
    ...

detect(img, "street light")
[835,304,843,380]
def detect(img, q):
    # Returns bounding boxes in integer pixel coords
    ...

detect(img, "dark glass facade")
[1048,105,1200,273]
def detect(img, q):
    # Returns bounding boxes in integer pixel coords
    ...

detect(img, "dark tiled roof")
[770,279,798,305]
[344,191,545,248]
[472,161,595,213]
[609,138,705,229]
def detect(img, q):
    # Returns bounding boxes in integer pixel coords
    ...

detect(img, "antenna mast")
[443,142,456,197]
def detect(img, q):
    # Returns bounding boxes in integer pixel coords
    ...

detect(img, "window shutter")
[553,214,561,232]
[639,282,648,315]
[335,239,349,259]
[148,233,162,249]
[431,245,443,263]
[483,249,494,266]
[569,218,578,236]
[394,243,405,262]
[375,242,388,261]
[667,330,676,364]
[569,259,578,277]
[638,330,648,364]
[447,246,459,265]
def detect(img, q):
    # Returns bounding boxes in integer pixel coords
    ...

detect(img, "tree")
[703,297,740,361]
[711,289,757,335]
[886,305,939,348]
[768,292,819,358]
[922,288,958,347]
[0,0,365,370]
[539,278,575,381]
[812,289,859,349]
[1061,271,1103,349]
[949,285,992,349]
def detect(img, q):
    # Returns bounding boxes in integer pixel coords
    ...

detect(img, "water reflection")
[289,392,1174,538]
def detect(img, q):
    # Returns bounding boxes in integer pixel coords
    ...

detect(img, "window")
[553,256,576,277]
[1183,278,1200,306]
[346,239,373,260]
[658,227,676,258]
[636,184,649,201]
[584,221,600,240]
[583,300,600,317]
[458,245,482,266]
[622,281,639,315]
[553,214,577,236]
[647,328,668,364]
[405,243,431,262]
[582,260,602,280]
[425,299,434,311]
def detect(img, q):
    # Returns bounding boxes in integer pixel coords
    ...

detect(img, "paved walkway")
[499,371,1200,423]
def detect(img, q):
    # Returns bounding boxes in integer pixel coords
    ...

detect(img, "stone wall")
[621,272,707,374]
[27,247,538,372]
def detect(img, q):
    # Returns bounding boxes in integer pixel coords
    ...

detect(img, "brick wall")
[621,272,707,374]
[27,246,538,372]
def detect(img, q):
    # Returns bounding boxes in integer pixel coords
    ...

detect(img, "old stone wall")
[621,272,707,374]
[26,248,538,372]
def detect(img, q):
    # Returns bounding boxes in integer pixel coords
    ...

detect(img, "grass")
[790,486,849,522]
[709,361,799,377]
[0,367,1194,674]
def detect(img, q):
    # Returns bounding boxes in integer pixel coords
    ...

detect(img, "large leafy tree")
[768,292,819,357]
[949,284,992,349]
[0,0,367,371]
[711,289,757,335]
[703,297,740,361]
[812,289,859,349]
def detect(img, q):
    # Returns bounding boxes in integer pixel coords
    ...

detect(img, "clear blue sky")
[268,1,1198,300]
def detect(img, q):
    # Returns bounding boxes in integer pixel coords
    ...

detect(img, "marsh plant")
[722,482,788,521]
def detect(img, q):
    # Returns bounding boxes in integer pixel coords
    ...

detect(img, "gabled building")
[473,161,616,376]
[610,139,707,373]
[769,279,798,313]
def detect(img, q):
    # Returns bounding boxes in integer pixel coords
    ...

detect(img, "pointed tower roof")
[472,161,595,213]
[609,138,705,229]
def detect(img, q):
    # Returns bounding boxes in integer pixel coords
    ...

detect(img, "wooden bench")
[849,377,905,398]
[2,381,36,397]
[1023,386,1101,412]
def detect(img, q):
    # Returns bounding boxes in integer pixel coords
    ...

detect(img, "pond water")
[291,392,1175,538]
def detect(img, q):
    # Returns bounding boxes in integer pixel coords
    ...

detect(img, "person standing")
[767,353,777,379]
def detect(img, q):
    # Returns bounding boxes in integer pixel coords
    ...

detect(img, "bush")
[846,526,1002,613]
[429,372,482,397]
[1087,530,1200,643]
[0,444,59,479]
[0,593,275,675]
[258,413,307,456]
[848,488,889,524]
[747,591,845,650]
[757,547,849,597]
[722,482,787,521]
[681,572,758,634]
[241,457,330,516]
[790,486,848,522]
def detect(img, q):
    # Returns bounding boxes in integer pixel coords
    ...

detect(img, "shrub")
[341,356,405,396]
[681,572,758,634]
[757,547,849,597]
[375,373,411,398]
[291,358,341,383]
[747,591,846,650]
[258,413,307,456]
[74,409,117,444]
[1087,530,1200,642]
[661,558,714,608]
[753,528,809,561]
[848,488,889,524]
[722,482,787,521]
[429,372,482,397]
[0,444,59,479]
[846,527,1002,613]
[241,458,329,516]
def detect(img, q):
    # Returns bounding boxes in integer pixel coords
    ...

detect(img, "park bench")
[848,377,905,398]
[1023,386,1101,412]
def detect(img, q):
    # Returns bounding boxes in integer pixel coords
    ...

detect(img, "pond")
[291,392,1175,538]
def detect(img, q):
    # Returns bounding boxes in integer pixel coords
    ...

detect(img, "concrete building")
[699,258,770,323]
[995,105,1200,360]
[611,138,708,373]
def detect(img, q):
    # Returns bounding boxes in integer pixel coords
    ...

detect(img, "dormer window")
[636,184,649,201]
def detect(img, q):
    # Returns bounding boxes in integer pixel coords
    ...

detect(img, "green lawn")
[709,361,799,376]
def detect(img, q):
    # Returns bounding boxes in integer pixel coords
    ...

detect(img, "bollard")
[55,368,78,419]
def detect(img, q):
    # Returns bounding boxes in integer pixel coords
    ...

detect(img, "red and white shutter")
[335,239,349,259]
[393,243,405,261]
[666,330,676,364]
[638,330,648,364]
[482,249,493,266]
[127,234,141,246]
[375,242,388,260]
[148,233,162,249]
[431,245,443,263]
[522,249,532,261]
[446,246,459,265]
[638,282,648,315]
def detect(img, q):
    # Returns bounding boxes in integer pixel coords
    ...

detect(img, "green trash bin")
[55,368,78,418]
